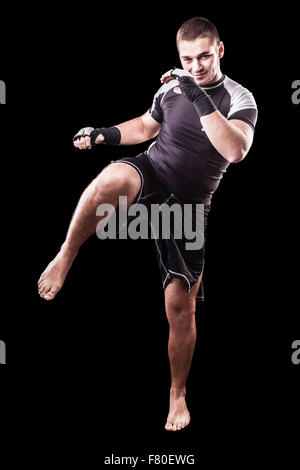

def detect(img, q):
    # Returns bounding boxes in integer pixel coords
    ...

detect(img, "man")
[38,17,257,431]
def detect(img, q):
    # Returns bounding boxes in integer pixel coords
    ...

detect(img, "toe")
[170,422,176,431]
[40,286,50,298]
[165,422,173,431]
[183,417,190,429]
[39,282,47,294]
[44,293,54,300]
[44,286,59,300]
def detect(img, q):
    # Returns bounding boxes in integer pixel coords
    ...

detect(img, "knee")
[166,300,196,332]
[91,164,127,197]
[91,163,141,201]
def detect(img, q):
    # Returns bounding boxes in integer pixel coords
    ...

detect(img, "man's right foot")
[38,245,78,301]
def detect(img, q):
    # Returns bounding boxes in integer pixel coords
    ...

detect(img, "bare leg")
[164,276,202,431]
[38,163,141,300]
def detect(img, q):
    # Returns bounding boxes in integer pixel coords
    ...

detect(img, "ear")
[218,41,224,59]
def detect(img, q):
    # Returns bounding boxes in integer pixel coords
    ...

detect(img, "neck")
[213,69,223,82]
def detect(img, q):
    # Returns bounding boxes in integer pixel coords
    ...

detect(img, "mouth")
[193,71,207,79]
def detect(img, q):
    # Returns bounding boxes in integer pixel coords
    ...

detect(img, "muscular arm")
[73,111,161,150]
[200,111,254,163]
[174,75,255,163]
[114,111,161,145]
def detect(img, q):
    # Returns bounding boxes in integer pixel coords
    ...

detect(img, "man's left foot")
[165,388,191,431]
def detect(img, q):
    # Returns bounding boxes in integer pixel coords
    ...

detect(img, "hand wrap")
[73,126,121,146]
[177,76,217,118]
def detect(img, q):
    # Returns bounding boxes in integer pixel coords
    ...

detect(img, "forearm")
[73,113,159,150]
[201,111,248,163]
[177,75,250,163]
[114,116,153,145]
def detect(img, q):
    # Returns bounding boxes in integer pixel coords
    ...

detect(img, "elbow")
[229,146,248,164]
[230,133,253,163]
[222,151,243,164]
[230,153,244,164]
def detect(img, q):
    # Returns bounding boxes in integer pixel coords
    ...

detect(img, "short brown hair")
[176,17,220,48]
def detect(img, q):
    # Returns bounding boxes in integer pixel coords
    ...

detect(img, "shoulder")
[223,76,257,110]
[151,80,178,103]
[223,76,258,130]
[149,81,178,123]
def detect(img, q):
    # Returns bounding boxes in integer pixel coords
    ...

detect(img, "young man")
[38,17,257,431]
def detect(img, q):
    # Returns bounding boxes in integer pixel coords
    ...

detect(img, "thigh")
[110,154,170,206]
[98,161,142,206]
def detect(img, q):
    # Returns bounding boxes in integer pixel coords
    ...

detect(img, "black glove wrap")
[89,127,121,146]
[178,76,217,118]
[73,126,121,146]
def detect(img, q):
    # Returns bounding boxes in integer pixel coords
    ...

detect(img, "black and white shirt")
[147,74,258,204]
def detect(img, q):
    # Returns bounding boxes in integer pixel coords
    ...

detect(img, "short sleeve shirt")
[147,74,258,204]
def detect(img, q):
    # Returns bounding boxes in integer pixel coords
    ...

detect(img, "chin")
[194,77,209,86]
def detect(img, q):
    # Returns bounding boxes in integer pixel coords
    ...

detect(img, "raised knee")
[92,163,141,200]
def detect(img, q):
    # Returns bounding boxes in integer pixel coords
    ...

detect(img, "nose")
[191,59,203,74]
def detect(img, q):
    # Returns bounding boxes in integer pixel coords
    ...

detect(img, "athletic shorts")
[111,153,210,302]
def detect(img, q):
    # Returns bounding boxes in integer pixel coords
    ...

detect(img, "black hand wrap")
[178,76,217,118]
[73,126,121,146]
[90,127,121,146]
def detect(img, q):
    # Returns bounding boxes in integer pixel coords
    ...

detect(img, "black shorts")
[111,153,210,302]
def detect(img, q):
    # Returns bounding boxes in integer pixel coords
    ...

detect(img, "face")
[178,36,224,86]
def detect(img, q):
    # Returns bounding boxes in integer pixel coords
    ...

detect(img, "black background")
[1,5,299,466]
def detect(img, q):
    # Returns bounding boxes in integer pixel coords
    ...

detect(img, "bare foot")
[165,388,191,431]
[38,244,78,301]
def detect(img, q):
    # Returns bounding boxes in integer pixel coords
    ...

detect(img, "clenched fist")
[73,126,121,150]
[73,127,105,150]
